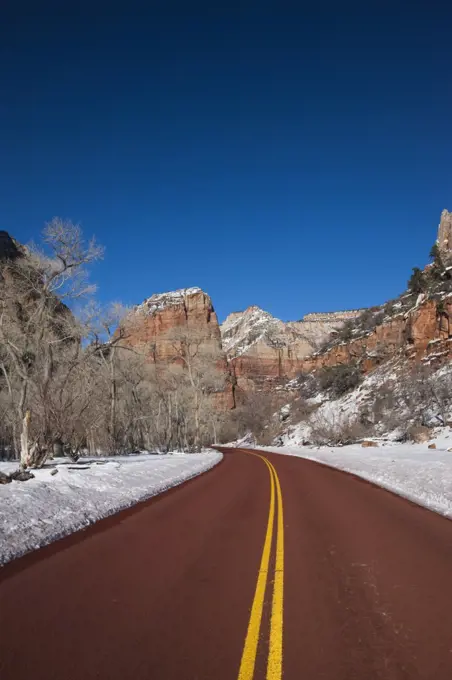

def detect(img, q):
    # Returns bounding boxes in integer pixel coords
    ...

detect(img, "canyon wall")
[301,297,452,375]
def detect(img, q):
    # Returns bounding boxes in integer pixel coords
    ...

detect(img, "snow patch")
[0,451,222,565]
[263,441,452,519]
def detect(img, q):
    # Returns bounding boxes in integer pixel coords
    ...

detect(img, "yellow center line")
[236,450,284,680]
[237,452,275,680]
[266,459,284,680]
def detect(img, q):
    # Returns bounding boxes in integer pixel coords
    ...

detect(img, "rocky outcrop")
[221,306,362,391]
[437,209,452,254]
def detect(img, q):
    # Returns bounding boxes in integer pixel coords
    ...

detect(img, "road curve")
[1,448,452,679]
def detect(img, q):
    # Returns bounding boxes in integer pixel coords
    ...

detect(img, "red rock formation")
[123,288,221,360]
[121,288,235,408]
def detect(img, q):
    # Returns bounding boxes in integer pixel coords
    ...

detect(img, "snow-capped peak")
[221,306,290,358]
[135,287,203,316]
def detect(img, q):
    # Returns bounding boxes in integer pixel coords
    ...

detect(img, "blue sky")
[0,3,451,322]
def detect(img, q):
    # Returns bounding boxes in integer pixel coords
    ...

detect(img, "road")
[1,448,452,679]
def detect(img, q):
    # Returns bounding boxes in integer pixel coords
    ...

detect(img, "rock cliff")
[120,287,234,407]
[288,310,362,348]
[221,306,361,391]
[123,287,222,361]
[301,296,452,375]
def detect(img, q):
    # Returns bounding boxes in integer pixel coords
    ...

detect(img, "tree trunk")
[20,410,30,470]
[109,352,117,450]
[194,390,200,451]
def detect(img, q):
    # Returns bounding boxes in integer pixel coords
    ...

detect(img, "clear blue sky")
[1,2,451,322]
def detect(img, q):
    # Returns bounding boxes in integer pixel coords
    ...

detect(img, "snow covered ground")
[263,431,452,519]
[0,451,222,566]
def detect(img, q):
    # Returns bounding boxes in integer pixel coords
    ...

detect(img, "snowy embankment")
[263,433,452,519]
[0,451,222,566]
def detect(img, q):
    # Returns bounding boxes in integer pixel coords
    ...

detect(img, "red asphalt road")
[1,448,452,679]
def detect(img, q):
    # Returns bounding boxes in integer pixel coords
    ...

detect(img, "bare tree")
[0,219,103,468]
[166,327,226,451]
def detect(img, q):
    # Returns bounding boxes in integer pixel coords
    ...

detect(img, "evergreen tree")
[408,267,426,294]
[428,242,444,282]
[430,242,441,262]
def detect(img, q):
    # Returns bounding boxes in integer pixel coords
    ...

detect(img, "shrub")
[430,243,442,266]
[336,320,354,342]
[317,363,362,398]
[408,267,427,294]
[289,397,318,422]
[309,413,370,446]
[406,425,432,443]
[297,372,319,399]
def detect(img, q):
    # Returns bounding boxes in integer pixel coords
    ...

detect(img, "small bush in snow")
[406,425,432,443]
[309,413,369,446]
[297,373,319,399]
[317,363,362,398]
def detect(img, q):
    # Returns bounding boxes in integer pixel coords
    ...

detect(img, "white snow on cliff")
[220,306,357,359]
[134,287,203,316]
[220,306,289,358]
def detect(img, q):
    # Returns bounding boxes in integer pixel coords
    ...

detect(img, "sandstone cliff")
[288,310,362,348]
[301,295,452,376]
[123,287,222,362]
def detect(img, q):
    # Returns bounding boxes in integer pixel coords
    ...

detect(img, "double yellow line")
[237,452,284,680]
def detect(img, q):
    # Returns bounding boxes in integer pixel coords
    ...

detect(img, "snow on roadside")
[0,451,222,566]
[262,436,452,520]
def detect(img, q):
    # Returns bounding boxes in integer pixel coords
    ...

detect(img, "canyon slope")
[221,306,361,391]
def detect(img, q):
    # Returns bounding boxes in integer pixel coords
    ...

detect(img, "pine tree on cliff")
[429,242,444,278]
[408,267,427,294]
[430,243,441,264]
